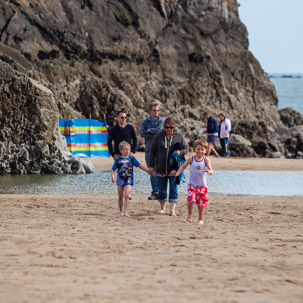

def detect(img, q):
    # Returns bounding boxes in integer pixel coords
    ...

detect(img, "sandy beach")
[1,155,303,303]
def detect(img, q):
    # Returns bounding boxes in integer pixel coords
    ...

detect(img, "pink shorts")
[187,184,208,207]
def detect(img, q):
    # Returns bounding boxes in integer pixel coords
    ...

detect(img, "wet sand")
[1,155,303,302]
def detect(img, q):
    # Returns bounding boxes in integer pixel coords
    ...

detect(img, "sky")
[237,0,303,74]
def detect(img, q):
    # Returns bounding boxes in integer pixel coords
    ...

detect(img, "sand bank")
[1,193,302,303]
[88,152,303,171]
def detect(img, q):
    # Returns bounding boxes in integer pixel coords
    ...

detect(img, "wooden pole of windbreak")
[104,113,108,129]
[68,115,72,153]
[89,113,92,157]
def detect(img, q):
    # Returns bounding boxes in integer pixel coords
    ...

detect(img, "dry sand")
[1,155,303,303]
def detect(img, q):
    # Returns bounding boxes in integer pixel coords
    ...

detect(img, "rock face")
[0,56,93,174]
[0,0,303,174]
[279,107,303,128]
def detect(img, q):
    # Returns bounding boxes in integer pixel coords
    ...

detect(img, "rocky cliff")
[0,0,302,174]
[0,46,94,174]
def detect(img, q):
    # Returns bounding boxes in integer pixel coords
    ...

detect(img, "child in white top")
[172,139,213,225]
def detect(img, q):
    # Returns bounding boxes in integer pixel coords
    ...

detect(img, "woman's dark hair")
[163,117,176,130]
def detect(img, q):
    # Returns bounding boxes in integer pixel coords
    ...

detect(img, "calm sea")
[0,74,302,196]
[1,170,303,196]
[270,73,303,114]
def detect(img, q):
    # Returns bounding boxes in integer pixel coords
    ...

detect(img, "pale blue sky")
[238,0,303,74]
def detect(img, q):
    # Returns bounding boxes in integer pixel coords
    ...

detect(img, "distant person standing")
[140,101,165,200]
[202,112,219,157]
[107,110,138,160]
[218,112,232,157]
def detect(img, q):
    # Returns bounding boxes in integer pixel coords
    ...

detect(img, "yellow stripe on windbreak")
[68,146,109,151]
[59,126,107,131]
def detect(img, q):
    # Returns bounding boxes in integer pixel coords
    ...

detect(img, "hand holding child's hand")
[171,170,177,176]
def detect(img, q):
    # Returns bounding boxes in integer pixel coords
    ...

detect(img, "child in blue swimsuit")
[111,141,149,216]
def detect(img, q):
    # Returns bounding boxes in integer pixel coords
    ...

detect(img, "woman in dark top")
[149,117,187,216]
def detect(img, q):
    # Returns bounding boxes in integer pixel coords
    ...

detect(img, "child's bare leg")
[212,146,220,157]
[157,202,166,214]
[198,206,205,225]
[169,202,177,216]
[187,202,194,222]
[117,186,124,216]
[123,185,131,216]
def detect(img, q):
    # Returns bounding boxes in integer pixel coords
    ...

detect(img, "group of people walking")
[107,103,231,224]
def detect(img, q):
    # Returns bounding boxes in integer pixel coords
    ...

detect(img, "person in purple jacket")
[218,112,232,157]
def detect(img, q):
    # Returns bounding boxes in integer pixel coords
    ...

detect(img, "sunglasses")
[120,116,127,119]
[165,126,174,129]
[153,109,160,112]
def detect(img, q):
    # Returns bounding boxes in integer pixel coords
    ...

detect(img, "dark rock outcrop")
[279,107,303,128]
[228,134,257,157]
[279,125,303,159]
[0,0,303,175]
[0,58,93,174]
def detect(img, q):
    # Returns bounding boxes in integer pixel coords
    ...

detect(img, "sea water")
[0,170,303,196]
[270,73,303,114]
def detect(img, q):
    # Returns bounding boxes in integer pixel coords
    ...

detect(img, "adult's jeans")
[157,175,178,203]
[145,150,158,195]
[220,138,229,157]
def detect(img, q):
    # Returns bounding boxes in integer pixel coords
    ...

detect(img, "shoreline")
[1,155,302,196]
[87,152,303,171]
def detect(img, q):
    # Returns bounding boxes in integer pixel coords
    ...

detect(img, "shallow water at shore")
[0,170,302,196]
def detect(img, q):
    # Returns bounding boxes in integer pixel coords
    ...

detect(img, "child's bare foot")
[170,212,176,216]
[123,212,130,217]
[157,210,166,214]
[120,212,124,216]
[186,215,192,223]
[198,220,204,225]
